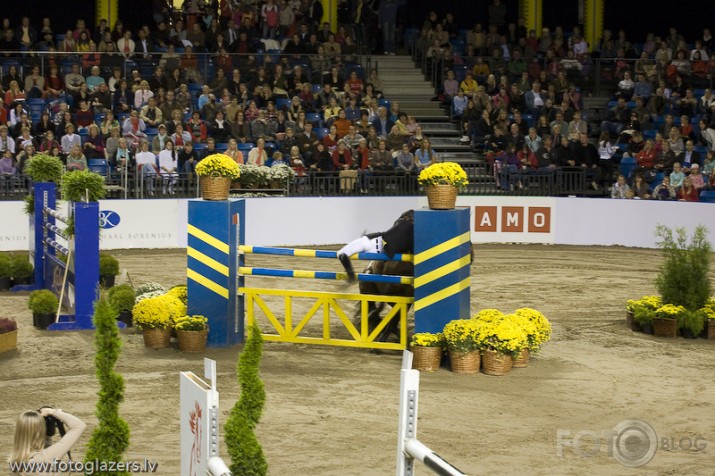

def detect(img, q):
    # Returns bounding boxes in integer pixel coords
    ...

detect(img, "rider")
[337,210,414,282]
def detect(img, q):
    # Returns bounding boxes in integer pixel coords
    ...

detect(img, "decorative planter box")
[0,330,18,353]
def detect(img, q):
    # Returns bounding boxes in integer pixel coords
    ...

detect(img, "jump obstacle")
[13,182,100,330]
[186,198,472,348]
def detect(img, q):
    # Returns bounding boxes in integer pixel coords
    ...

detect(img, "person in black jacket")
[337,210,414,281]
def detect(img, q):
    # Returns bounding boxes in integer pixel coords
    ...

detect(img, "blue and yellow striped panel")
[187,199,244,347]
[413,208,472,334]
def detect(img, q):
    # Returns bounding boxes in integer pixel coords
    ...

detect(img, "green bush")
[0,253,11,279]
[655,225,712,311]
[61,170,107,202]
[24,153,64,183]
[10,254,33,279]
[28,290,59,314]
[99,253,120,276]
[23,194,35,216]
[633,306,655,325]
[85,297,130,475]
[225,323,267,476]
[107,285,135,312]
[678,309,706,335]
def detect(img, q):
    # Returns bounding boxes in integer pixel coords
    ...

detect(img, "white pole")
[396,351,418,476]
[404,439,467,476]
[396,350,469,476]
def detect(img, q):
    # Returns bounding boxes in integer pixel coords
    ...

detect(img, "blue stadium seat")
[620,157,637,179]
[215,142,229,152]
[314,127,328,140]
[238,143,254,156]
[275,97,291,110]
[699,191,715,203]
[305,112,321,126]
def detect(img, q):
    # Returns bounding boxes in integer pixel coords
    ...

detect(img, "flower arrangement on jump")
[195,153,241,179]
[442,319,482,353]
[410,332,445,348]
[417,162,469,190]
[132,293,186,329]
[174,315,208,331]
[512,308,552,352]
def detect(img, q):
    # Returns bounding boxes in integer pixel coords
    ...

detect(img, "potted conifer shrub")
[28,290,59,330]
[0,317,18,354]
[99,253,120,288]
[108,285,135,327]
[654,225,711,338]
[678,309,706,339]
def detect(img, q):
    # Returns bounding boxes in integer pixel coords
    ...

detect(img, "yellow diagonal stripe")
[188,247,229,276]
[414,232,471,265]
[413,254,471,288]
[414,277,471,311]
[188,224,229,254]
[187,268,229,299]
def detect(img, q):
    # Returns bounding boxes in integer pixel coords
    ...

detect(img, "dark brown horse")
[359,246,474,343]
[359,260,414,342]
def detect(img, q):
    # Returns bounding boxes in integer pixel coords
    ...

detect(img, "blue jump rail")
[238,266,414,285]
[238,245,413,263]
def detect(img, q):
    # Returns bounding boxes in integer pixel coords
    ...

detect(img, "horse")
[358,260,414,343]
[358,245,474,343]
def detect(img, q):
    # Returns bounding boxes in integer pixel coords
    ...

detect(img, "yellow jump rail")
[239,287,413,350]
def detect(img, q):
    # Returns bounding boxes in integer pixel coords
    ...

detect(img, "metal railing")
[1,165,603,200]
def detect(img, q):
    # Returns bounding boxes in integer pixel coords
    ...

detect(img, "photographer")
[8,408,86,472]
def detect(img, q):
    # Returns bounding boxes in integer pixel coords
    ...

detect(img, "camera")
[38,407,66,438]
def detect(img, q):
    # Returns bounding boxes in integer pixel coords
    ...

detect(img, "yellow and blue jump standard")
[13,182,100,330]
[413,208,472,333]
[187,198,244,347]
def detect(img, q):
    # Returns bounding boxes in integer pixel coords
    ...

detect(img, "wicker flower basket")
[177,329,208,353]
[425,184,457,210]
[142,327,172,349]
[411,346,442,372]
[652,317,678,338]
[707,320,715,340]
[0,330,18,354]
[481,349,513,376]
[512,348,530,368]
[200,175,231,200]
[449,349,480,374]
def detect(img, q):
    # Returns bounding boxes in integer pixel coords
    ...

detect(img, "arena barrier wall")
[4,196,715,251]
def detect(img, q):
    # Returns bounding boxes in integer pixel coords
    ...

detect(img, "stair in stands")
[376,55,471,154]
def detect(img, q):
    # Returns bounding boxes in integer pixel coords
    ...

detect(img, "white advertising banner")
[553,197,715,248]
[97,199,180,249]
[454,196,557,244]
[0,201,29,252]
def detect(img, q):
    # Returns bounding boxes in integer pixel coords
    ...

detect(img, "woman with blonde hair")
[8,408,86,471]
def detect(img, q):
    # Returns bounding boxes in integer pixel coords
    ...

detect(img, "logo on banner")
[99,210,121,229]
[474,206,551,233]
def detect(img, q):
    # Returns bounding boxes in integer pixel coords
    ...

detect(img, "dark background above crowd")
[1,0,713,48]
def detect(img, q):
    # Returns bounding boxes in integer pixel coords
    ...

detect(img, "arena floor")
[1,245,714,475]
